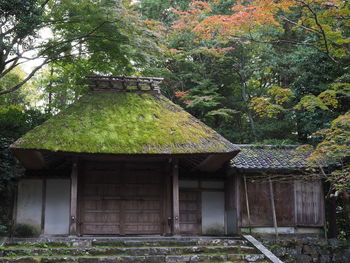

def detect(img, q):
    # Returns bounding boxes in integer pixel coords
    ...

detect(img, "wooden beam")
[10,149,46,169]
[243,175,252,234]
[69,161,78,236]
[269,177,278,239]
[243,235,284,263]
[172,160,180,235]
[196,152,238,172]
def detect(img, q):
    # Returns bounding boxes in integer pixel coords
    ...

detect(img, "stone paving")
[0,237,270,263]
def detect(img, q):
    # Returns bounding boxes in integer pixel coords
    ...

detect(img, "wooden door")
[179,190,201,235]
[295,180,324,226]
[79,161,163,235]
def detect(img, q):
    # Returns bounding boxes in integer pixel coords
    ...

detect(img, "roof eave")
[11,147,240,170]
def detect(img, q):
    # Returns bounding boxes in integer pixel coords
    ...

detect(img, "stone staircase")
[0,237,270,263]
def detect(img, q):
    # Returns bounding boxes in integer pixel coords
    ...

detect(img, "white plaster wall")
[240,227,323,235]
[16,179,43,228]
[202,191,225,235]
[44,179,70,235]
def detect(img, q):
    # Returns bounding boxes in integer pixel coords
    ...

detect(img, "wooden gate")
[79,161,164,235]
[179,190,201,235]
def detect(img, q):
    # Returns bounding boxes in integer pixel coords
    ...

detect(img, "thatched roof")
[11,92,239,155]
[230,145,311,170]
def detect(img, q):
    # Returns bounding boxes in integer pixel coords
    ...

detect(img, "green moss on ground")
[13,92,236,154]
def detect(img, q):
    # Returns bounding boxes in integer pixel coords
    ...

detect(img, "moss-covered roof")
[12,92,239,155]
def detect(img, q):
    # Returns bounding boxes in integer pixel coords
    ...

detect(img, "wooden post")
[70,161,78,236]
[243,175,251,234]
[172,159,180,235]
[226,174,237,235]
[269,177,278,239]
[41,179,47,234]
[328,196,337,238]
[163,161,172,235]
[11,183,18,238]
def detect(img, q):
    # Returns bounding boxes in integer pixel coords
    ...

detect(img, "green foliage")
[136,0,193,25]
[0,0,160,96]
[0,106,48,236]
[307,111,350,192]
[0,225,7,236]
[13,224,41,238]
[336,198,350,240]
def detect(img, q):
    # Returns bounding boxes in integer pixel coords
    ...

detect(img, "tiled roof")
[230,145,311,169]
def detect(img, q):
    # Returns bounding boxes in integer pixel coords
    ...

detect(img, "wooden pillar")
[41,179,47,234]
[243,175,252,234]
[328,196,337,238]
[226,174,237,235]
[172,159,180,235]
[163,161,172,235]
[269,177,278,239]
[70,161,78,236]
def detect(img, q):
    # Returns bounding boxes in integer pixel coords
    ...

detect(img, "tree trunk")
[240,75,258,142]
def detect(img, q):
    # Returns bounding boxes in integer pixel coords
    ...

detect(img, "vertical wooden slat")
[172,159,180,235]
[70,161,78,235]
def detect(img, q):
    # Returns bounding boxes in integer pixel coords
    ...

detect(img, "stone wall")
[261,237,350,263]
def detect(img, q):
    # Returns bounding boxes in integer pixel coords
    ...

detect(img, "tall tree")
[0,0,159,96]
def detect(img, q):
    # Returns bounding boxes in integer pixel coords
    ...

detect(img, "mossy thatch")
[12,92,238,155]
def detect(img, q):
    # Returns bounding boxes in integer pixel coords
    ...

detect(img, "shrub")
[0,225,7,236]
[13,224,40,238]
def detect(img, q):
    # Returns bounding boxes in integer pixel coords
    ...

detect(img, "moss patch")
[13,92,237,154]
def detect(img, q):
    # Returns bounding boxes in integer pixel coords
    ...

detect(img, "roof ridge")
[236,144,301,149]
[86,75,163,94]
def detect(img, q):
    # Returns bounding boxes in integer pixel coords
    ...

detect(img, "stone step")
[93,239,248,247]
[0,245,257,257]
[0,253,268,263]
[5,238,248,248]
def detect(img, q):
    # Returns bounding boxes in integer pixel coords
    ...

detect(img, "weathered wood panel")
[79,161,164,235]
[240,176,323,228]
[273,182,294,226]
[179,190,201,235]
[295,180,324,226]
[240,180,273,227]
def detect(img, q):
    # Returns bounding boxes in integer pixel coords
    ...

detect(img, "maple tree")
[0,0,158,96]
[144,0,350,194]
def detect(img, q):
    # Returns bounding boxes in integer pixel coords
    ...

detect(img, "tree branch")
[298,1,332,57]
[0,58,49,95]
